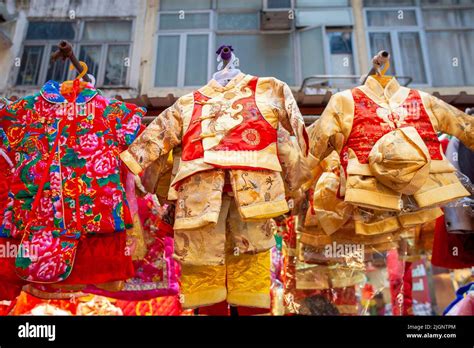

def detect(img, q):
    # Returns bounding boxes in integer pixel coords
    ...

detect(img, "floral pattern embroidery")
[0,81,145,236]
[0,80,145,283]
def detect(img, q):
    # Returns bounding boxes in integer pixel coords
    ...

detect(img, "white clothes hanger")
[212,45,242,87]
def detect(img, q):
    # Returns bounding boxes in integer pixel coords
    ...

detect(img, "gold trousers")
[175,194,274,309]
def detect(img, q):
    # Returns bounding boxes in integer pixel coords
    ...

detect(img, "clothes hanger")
[60,61,90,96]
[51,40,92,96]
[370,51,393,88]
[212,45,242,87]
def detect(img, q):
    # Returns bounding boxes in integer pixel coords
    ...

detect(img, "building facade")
[0,0,473,116]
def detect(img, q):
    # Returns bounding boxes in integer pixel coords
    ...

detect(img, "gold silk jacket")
[309,77,474,235]
[121,73,309,230]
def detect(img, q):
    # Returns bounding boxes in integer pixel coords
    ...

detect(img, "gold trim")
[359,77,410,110]
[414,182,470,208]
[347,160,373,176]
[300,232,332,248]
[239,200,289,220]
[430,159,456,173]
[398,208,444,228]
[255,78,281,129]
[227,292,271,309]
[94,281,125,292]
[203,144,283,172]
[355,216,401,236]
[296,280,330,290]
[119,150,143,175]
[345,188,402,211]
[182,288,228,310]
[171,157,215,188]
[199,73,252,98]
[174,212,220,230]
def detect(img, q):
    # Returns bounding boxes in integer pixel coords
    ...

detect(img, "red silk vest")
[181,77,278,165]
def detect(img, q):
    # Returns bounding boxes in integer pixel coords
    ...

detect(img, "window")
[327,29,355,76]
[17,20,133,87]
[422,0,474,86]
[156,1,297,87]
[17,22,76,86]
[365,0,474,87]
[216,34,295,84]
[296,0,349,7]
[299,27,325,79]
[156,3,212,88]
[266,0,292,8]
[364,4,429,85]
[298,26,357,88]
[160,0,212,10]
[155,0,354,88]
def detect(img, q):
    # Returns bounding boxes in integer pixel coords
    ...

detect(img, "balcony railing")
[299,75,413,95]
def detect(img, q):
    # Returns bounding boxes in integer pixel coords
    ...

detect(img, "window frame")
[155,10,214,88]
[363,5,432,87]
[154,2,356,88]
[295,25,359,85]
[421,1,474,86]
[78,18,135,88]
[263,0,295,10]
[16,18,134,88]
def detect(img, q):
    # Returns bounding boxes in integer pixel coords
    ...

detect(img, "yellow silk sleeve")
[309,90,355,163]
[120,98,186,174]
[280,82,309,156]
[423,93,474,151]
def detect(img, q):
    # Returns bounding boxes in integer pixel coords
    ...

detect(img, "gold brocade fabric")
[126,213,147,261]
[174,169,225,230]
[176,194,273,309]
[230,169,289,221]
[174,194,275,266]
[295,264,365,290]
[141,126,312,228]
[307,76,473,235]
[180,251,272,309]
[121,74,308,225]
[277,127,314,195]
[312,151,352,235]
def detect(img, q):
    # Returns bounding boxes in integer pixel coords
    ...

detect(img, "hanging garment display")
[0,80,145,287]
[120,73,309,309]
[86,195,179,300]
[309,76,474,237]
[0,124,23,300]
[121,73,308,229]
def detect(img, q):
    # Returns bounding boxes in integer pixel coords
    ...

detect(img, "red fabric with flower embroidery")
[340,88,443,169]
[0,81,145,238]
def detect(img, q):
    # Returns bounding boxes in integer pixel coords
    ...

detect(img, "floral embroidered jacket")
[0,81,145,238]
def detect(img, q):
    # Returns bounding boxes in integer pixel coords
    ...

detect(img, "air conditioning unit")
[260,10,293,31]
